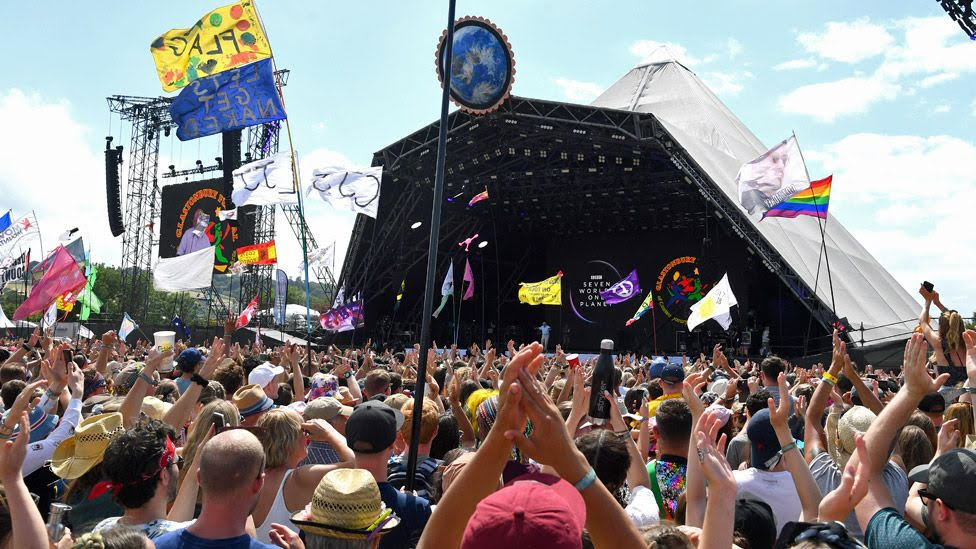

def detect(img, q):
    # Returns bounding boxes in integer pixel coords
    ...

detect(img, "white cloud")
[727,38,743,59]
[797,18,894,63]
[774,58,818,71]
[629,40,701,67]
[553,77,605,104]
[933,104,951,114]
[807,133,976,315]
[877,16,976,80]
[778,76,900,122]
[919,72,960,88]
[0,89,116,265]
[702,71,751,97]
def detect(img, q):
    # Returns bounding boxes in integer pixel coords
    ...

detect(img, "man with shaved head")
[154,429,278,548]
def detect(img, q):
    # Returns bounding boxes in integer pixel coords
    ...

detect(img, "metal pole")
[792,132,836,317]
[407,0,456,492]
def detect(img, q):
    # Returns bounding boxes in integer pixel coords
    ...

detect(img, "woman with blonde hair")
[918,286,966,385]
[178,399,240,485]
[943,402,975,449]
[252,407,355,544]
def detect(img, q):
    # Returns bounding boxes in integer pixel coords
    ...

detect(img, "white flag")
[42,300,58,328]
[79,325,94,339]
[305,166,383,219]
[735,136,809,215]
[686,274,738,332]
[307,243,334,270]
[231,151,299,207]
[153,246,215,291]
[218,208,238,221]
[0,213,40,265]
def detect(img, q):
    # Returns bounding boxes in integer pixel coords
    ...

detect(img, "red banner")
[237,240,277,265]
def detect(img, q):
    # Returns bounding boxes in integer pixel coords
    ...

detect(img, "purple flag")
[600,269,641,305]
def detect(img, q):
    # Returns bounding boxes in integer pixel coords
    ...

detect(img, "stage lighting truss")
[938,0,976,39]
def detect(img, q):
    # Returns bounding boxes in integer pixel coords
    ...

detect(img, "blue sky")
[0,1,973,319]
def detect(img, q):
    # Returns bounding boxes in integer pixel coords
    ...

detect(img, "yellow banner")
[518,272,563,306]
[150,1,272,92]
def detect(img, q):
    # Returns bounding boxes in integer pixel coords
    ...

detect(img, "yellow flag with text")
[150,1,272,92]
[518,272,563,306]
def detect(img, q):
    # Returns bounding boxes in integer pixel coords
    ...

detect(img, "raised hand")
[198,337,226,379]
[0,412,30,481]
[818,433,870,522]
[767,372,791,431]
[963,330,976,382]
[903,333,948,398]
[937,418,960,456]
[694,408,734,492]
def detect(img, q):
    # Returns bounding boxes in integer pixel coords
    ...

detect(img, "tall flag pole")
[408,0,456,493]
[792,132,836,317]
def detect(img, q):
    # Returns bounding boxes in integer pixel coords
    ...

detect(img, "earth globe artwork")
[436,17,515,114]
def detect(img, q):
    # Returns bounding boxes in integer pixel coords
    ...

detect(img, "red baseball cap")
[461,473,586,549]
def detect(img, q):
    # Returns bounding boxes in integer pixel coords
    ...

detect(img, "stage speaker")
[105,137,124,237]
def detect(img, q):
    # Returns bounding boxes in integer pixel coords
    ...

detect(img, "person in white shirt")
[19,365,85,476]
[538,322,551,351]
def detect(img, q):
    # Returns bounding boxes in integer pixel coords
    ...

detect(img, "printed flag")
[169,58,286,141]
[153,246,215,291]
[432,262,454,318]
[0,211,10,232]
[686,274,738,332]
[0,250,29,291]
[599,269,641,305]
[0,212,40,268]
[305,166,382,219]
[735,136,809,215]
[467,189,489,207]
[14,247,85,321]
[172,316,191,340]
[518,272,563,306]
[218,208,238,221]
[42,301,58,328]
[231,151,299,207]
[119,313,138,341]
[78,325,94,340]
[237,295,259,329]
[273,269,288,325]
[462,259,475,301]
[307,243,334,270]
[625,291,654,326]
[320,301,364,333]
[150,1,272,92]
[762,175,832,221]
[236,240,277,265]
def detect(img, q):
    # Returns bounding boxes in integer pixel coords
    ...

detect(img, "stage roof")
[591,60,918,343]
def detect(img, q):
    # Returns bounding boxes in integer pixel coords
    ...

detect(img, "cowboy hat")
[51,412,124,480]
[291,469,399,540]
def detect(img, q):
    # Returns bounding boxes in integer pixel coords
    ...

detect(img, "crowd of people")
[0,290,973,549]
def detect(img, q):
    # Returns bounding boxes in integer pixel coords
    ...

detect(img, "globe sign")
[436,17,515,115]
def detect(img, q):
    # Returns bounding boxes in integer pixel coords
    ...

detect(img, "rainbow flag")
[762,175,832,221]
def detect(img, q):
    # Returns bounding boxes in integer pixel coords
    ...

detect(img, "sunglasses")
[918,488,953,510]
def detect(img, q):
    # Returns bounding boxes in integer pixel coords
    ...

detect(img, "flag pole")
[792,132,836,318]
[407,0,456,493]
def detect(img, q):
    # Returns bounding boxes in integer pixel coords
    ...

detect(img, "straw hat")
[51,412,124,480]
[233,384,275,419]
[141,396,173,421]
[291,469,399,540]
[828,405,875,469]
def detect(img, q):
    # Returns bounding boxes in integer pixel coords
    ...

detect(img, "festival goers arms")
[804,331,847,461]
[958,330,976,407]
[284,343,304,399]
[119,347,174,429]
[603,390,651,492]
[163,338,225,429]
[223,313,236,350]
[695,409,737,549]
[853,333,949,532]
[3,327,41,366]
[447,374,476,446]
[918,289,949,366]
[0,412,52,549]
[768,372,822,521]
[817,434,871,522]
[682,374,708,527]
[167,425,215,521]
[95,330,118,378]
[841,350,884,415]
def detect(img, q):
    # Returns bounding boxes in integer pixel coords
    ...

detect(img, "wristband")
[22,343,31,353]
[190,373,208,387]
[137,373,159,387]
[574,467,597,493]
[45,388,60,400]
[765,441,799,469]
[343,370,352,379]
[962,387,976,394]
[822,372,839,385]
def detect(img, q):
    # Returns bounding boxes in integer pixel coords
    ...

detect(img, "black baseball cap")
[660,364,685,384]
[735,499,776,549]
[908,448,976,514]
[918,392,946,415]
[345,401,405,454]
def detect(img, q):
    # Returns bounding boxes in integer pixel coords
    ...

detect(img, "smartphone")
[213,412,225,432]
[923,281,934,293]
[61,348,73,367]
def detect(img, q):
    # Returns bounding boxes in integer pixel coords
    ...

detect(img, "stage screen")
[159,179,255,273]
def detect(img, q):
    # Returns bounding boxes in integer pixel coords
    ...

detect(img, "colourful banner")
[518,271,563,306]
[236,240,277,265]
[169,58,286,141]
[14,247,85,321]
[320,301,364,333]
[599,269,641,305]
[150,1,272,92]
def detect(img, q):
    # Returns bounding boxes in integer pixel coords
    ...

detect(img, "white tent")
[0,305,13,328]
[591,60,918,343]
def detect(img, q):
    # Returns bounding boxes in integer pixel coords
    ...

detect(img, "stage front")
[333,96,835,357]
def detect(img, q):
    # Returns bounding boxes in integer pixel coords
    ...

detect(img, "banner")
[231,151,298,206]
[686,273,738,332]
[625,291,654,326]
[462,259,475,301]
[307,243,334,270]
[433,262,454,318]
[0,212,39,267]
[150,1,272,92]
[735,136,809,215]
[42,301,58,328]
[305,166,382,219]
[320,301,364,333]
[159,179,255,273]
[237,295,259,329]
[79,325,94,340]
[236,240,276,265]
[153,245,216,291]
[762,175,832,221]
[518,271,563,306]
[0,250,29,291]
[274,269,288,325]
[599,269,640,305]
[77,264,102,321]
[14,247,85,321]
[119,313,138,341]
